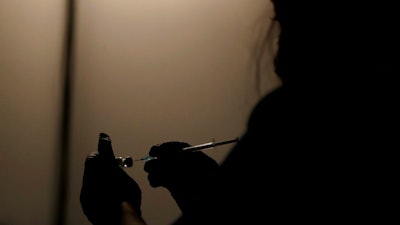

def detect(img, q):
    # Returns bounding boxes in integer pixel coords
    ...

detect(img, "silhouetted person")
[80,1,397,224]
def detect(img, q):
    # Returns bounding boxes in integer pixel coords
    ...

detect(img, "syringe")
[116,137,239,168]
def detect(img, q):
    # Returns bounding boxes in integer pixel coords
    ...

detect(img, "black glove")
[144,141,220,214]
[80,133,142,225]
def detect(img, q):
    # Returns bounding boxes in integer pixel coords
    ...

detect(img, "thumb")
[98,132,115,160]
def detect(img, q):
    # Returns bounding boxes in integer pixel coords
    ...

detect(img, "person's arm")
[121,202,147,225]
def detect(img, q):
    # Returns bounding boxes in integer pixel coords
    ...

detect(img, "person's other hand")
[143,141,219,213]
[80,133,142,225]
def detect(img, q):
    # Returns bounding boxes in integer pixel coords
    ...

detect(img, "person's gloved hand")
[80,133,142,225]
[144,141,220,214]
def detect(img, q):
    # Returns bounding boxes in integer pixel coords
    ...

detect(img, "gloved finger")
[143,151,191,174]
[145,150,214,172]
[144,151,220,190]
[144,141,188,175]
[148,141,191,158]
[98,132,116,162]
[82,152,104,185]
[82,151,117,188]
[143,156,169,187]
[83,152,100,174]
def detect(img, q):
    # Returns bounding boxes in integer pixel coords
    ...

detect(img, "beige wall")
[0,0,65,225]
[1,1,279,225]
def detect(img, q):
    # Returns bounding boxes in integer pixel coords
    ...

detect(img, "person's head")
[267,1,397,87]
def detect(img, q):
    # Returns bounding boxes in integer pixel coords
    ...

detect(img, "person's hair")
[253,13,280,96]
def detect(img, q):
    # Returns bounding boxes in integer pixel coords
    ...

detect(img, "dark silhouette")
[80,133,142,225]
[80,1,397,224]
